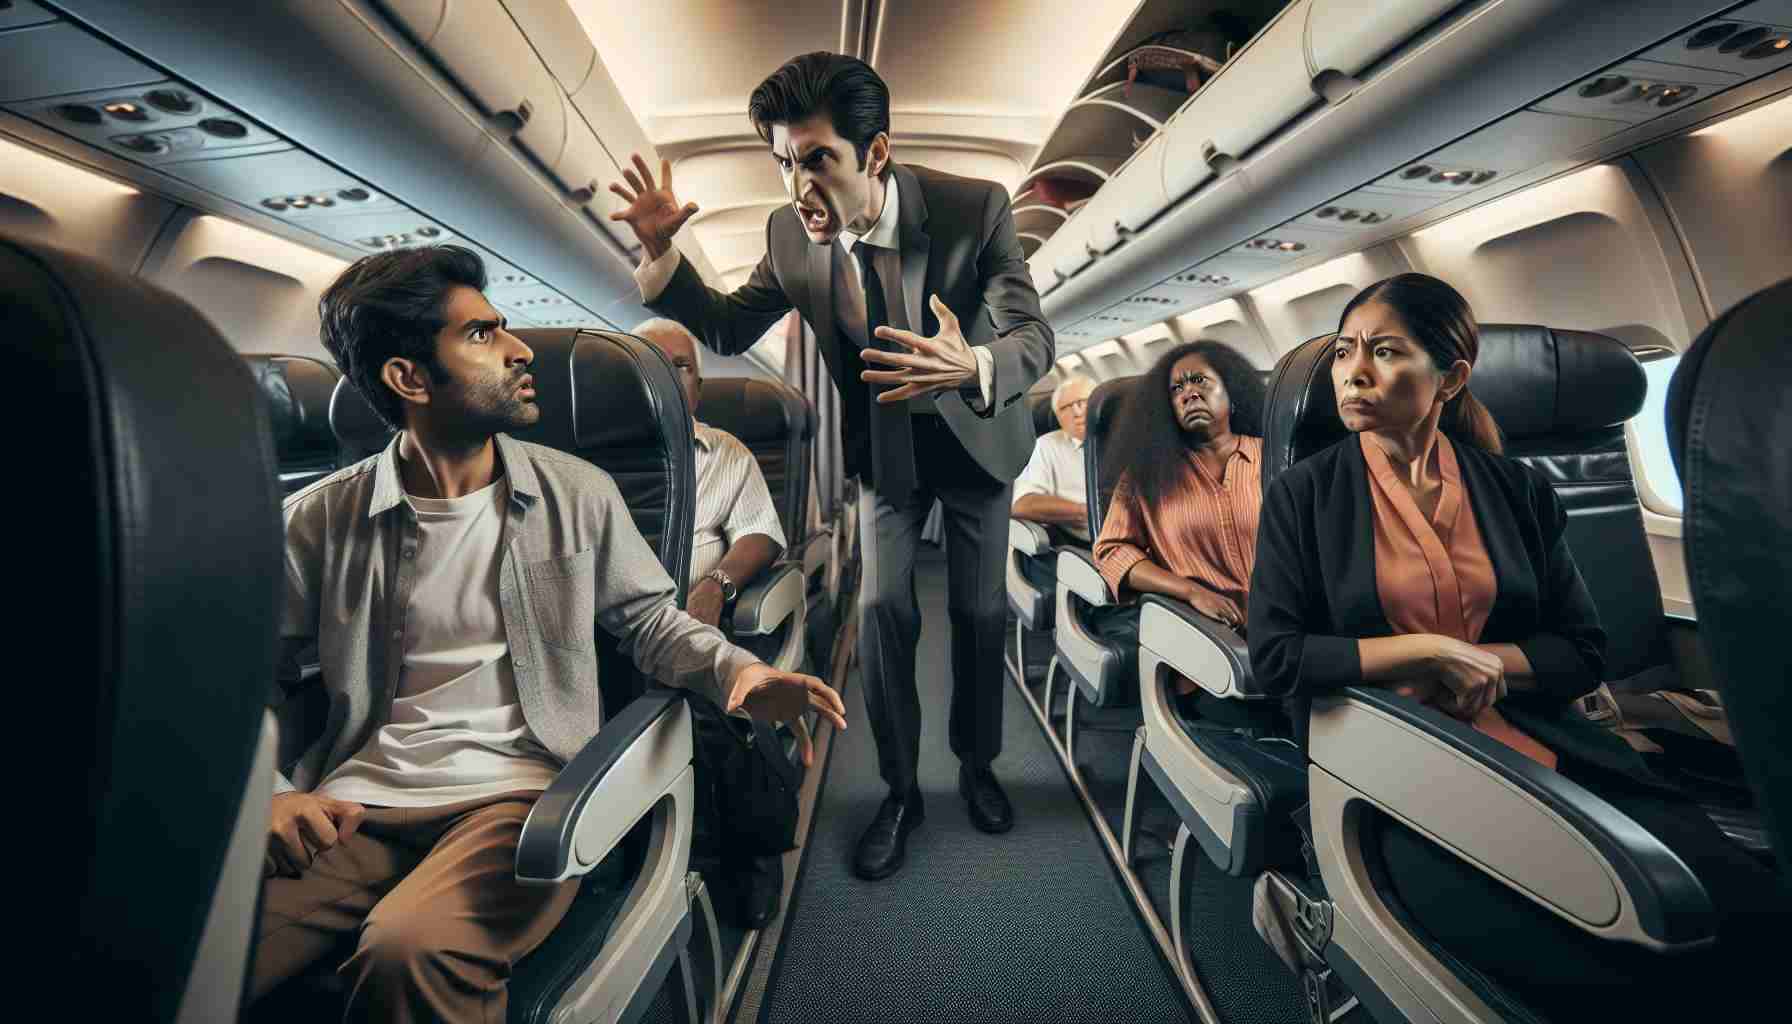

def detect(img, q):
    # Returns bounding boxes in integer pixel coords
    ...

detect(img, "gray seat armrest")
[730,561,804,638]
[1309,688,1716,951]
[1009,518,1050,556]
[1137,594,1254,699]
[800,530,830,579]
[516,689,693,884]
[1056,546,1112,607]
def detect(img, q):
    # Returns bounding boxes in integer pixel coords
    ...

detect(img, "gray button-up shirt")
[274,432,758,793]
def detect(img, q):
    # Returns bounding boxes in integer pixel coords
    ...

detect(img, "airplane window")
[1632,353,1684,515]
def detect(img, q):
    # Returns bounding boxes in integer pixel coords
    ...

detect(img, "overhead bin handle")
[568,180,597,204]
[1309,69,1363,104]
[1200,141,1239,178]
[494,97,533,136]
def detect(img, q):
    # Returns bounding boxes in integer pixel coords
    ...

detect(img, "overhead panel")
[1370,110,1630,196]
[1639,10,1792,72]
[1534,60,1742,124]
[1290,186,1442,234]
[0,20,158,103]
[1226,222,1338,264]
[0,1,57,32]
[10,79,283,166]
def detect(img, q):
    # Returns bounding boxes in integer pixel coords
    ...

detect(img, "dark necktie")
[855,244,916,500]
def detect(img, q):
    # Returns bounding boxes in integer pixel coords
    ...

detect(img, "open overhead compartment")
[1033,0,1792,341]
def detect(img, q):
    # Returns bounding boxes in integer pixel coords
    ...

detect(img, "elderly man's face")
[643,325,702,416]
[1054,381,1093,441]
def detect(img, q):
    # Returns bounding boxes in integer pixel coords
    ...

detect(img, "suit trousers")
[248,789,578,1023]
[857,414,1011,793]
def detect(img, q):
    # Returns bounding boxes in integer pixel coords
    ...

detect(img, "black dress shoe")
[960,764,1014,833]
[853,788,924,880]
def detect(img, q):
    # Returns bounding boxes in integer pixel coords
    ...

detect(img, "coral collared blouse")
[1360,432,1557,769]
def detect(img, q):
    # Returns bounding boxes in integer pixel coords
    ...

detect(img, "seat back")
[1667,277,1792,875]
[695,376,815,547]
[1029,389,1059,437]
[325,327,698,712]
[11,233,280,1020]
[1083,375,1140,538]
[1263,328,1658,681]
[246,353,342,493]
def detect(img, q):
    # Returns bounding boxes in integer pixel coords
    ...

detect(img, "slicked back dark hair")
[1110,340,1266,509]
[317,244,486,428]
[748,51,892,179]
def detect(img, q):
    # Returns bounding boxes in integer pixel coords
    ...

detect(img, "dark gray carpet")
[757,549,1193,1024]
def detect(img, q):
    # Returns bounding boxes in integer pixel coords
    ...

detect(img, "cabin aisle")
[749,546,1194,1023]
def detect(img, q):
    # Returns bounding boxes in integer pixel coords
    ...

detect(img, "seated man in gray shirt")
[251,245,846,1024]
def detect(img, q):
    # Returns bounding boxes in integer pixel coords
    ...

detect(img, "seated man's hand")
[1180,580,1244,631]
[726,663,849,767]
[689,578,725,628]
[266,792,364,879]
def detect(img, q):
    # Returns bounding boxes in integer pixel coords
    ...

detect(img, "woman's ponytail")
[1443,387,1503,453]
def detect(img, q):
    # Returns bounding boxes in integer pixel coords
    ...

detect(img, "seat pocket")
[525,550,596,651]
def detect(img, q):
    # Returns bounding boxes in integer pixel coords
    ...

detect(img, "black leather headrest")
[1262,327,1646,491]
[1665,276,1792,874]
[696,376,814,445]
[246,353,340,461]
[508,327,697,604]
[328,374,394,463]
[8,234,278,1014]
[1474,325,1645,441]
[1084,375,1139,537]
[1029,390,1058,435]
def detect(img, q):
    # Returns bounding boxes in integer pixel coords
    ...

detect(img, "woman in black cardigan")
[1247,273,1785,1018]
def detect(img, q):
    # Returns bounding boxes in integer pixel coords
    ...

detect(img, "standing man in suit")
[610,51,1054,880]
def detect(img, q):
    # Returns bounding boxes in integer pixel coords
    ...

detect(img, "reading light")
[1401,165,1433,180]
[1718,26,1771,54]
[103,102,149,122]
[144,89,197,114]
[337,188,371,202]
[261,198,289,212]
[197,118,247,139]
[1742,36,1790,59]
[1580,75,1629,98]
[56,104,102,125]
[1686,23,1738,49]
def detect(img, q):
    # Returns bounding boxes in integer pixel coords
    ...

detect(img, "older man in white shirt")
[1012,375,1094,544]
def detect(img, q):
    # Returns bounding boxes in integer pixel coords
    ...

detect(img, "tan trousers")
[249,790,579,1023]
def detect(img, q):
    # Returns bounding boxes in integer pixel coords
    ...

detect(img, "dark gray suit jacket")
[647,162,1055,484]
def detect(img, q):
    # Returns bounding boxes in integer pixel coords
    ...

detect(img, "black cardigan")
[1248,435,1655,783]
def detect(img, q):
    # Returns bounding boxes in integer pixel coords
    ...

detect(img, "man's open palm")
[608,153,698,260]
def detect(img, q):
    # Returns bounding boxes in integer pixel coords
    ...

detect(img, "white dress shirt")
[1013,428,1090,542]
[635,179,995,410]
[690,421,788,586]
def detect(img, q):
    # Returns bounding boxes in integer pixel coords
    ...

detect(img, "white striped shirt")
[691,421,787,587]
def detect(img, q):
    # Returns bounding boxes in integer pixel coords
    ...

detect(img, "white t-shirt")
[1013,429,1091,542]
[317,477,561,807]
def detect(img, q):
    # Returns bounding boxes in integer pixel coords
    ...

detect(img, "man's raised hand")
[860,294,979,403]
[608,153,698,261]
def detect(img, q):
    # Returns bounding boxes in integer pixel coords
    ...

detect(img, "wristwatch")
[704,568,738,604]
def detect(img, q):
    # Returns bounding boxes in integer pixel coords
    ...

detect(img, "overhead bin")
[0,2,57,32]
[1303,0,1463,85]
[376,0,566,171]
[1032,82,1184,170]
[1014,204,1071,240]
[1050,218,1097,281]
[1160,0,1315,199]
[1018,154,1127,196]
[497,0,598,93]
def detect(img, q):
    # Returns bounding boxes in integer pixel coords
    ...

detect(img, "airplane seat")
[1666,276,1792,879]
[294,329,721,1024]
[693,376,817,673]
[1046,375,1143,767]
[10,232,284,1022]
[326,370,395,463]
[1003,389,1077,687]
[244,353,343,493]
[1251,331,1726,1024]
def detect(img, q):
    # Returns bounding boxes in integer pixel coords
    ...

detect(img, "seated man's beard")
[441,371,536,439]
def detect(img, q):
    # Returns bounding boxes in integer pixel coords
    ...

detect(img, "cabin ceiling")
[569,0,1138,288]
